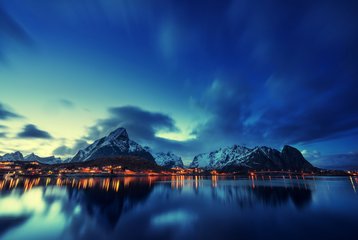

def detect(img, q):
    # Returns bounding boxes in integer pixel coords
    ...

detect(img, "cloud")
[59,99,74,108]
[53,140,88,156]
[52,145,72,156]
[301,149,322,161]
[17,124,52,139]
[86,105,178,143]
[310,152,358,170]
[190,79,253,147]
[0,103,22,120]
[0,125,8,138]
[182,1,358,152]
[0,5,34,62]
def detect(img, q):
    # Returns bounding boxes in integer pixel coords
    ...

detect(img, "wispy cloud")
[59,99,75,108]
[0,103,22,120]
[0,5,34,62]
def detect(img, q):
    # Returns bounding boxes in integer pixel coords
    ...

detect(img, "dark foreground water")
[0,176,357,240]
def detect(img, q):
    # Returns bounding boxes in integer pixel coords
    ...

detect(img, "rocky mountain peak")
[70,127,154,163]
[107,127,128,141]
[0,151,24,161]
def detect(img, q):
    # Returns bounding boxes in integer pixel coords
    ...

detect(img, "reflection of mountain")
[251,186,312,208]
[194,179,313,209]
[0,177,158,233]
[0,215,30,237]
[0,177,315,239]
[67,179,155,228]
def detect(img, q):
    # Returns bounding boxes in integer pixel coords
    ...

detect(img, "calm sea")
[0,176,357,240]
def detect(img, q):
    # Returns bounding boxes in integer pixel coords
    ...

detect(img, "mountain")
[190,145,315,172]
[24,153,62,164]
[0,151,24,161]
[280,145,314,171]
[0,151,62,164]
[152,152,184,168]
[144,147,184,168]
[190,145,251,169]
[70,127,155,163]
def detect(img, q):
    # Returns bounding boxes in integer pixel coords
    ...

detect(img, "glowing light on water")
[151,210,198,228]
[349,176,356,193]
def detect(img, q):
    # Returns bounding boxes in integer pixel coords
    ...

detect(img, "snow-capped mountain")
[190,145,251,169]
[70,127,155,163]
[144,147,184,168]
[0,151,62,164]
[0,151,24,161]
[190,145,315,171]
[24,153,62,164]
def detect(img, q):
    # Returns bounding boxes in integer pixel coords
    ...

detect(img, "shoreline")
[0,172,353,178]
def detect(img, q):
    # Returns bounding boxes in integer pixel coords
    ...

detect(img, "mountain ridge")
[0,151,62,164]
[1,127,316,172]
[190,144,315,171]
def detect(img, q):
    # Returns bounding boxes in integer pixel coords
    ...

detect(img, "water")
[0,176,357,240]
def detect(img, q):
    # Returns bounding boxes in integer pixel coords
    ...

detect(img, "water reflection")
[0,216,30,236]
[0,176,357,240]
[252,186,311,208]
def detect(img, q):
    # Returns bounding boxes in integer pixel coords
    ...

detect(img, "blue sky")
[1,0,358,168]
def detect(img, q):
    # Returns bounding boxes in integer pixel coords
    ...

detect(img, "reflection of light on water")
[349,176,356,193]
[171,175,185,189]
[0,187,46,216]
[0,186,68,240]
[114,179,120,192]
[195,176,199,190]
[246,175,311,191]
[24,178,40,191]
[211,175,218,188]
[46,177,51,186]
[151,210,198,228]
[0,177,159,193]
[250,175,255,189]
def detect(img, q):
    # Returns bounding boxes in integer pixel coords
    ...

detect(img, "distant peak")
[107,127,128,140]
[281,145,305,158]
[143,146,151,151]
[258,146,275,151]
[282,145,297,152]
[232,144,248,149]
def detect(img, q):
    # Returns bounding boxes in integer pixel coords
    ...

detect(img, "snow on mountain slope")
[190,145,251,169]
[0,151,24,161]
[24,153,62,164]
[70,127,154,162]
[0,151,63,164]
[144,147,184,168]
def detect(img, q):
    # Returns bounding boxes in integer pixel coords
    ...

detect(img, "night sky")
[1,0,358,168]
